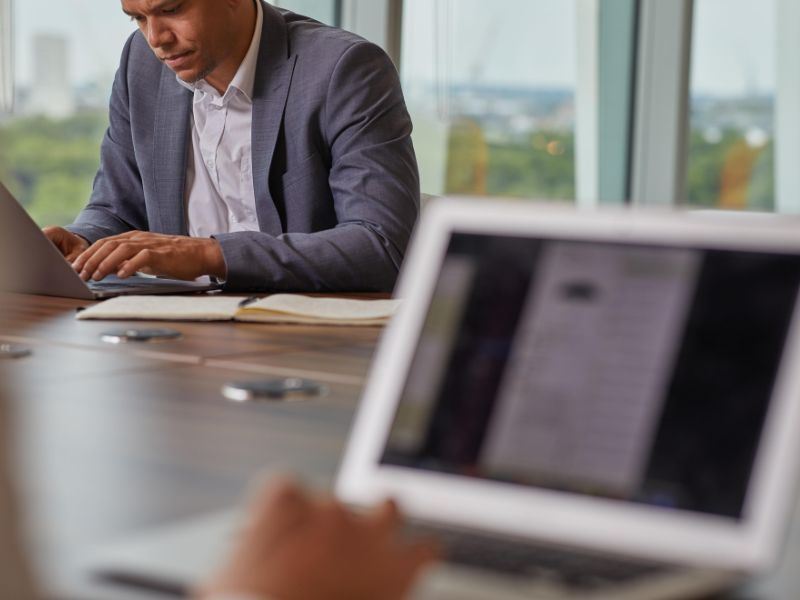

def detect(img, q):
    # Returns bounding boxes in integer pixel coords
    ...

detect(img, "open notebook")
[76,294,402,326]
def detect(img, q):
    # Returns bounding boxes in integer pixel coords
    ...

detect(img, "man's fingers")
[65,250,83,263]
[72,231,141,272]
[43,227,87,260]
[313,496,355,533]
[259,478,309,514]
[236,479,312,555]
[376,539,440,600]
[369,499,402,537]
[251,478,311,531]
[399,539,441,574]
[72,244,100,274]
[76,241,128,280]
[114,248,155,279]
[117,248,194,281]
[69,232,216,281]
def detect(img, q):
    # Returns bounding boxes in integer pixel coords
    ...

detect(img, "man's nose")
[145,18,175,49]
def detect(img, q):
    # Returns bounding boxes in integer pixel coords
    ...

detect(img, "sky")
[11,0,776,96]
[14,0,136,87]
[401,0,577,90]
[691,0,775,96]
[11,0,335,87]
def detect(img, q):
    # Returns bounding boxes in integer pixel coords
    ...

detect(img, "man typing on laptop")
[43,0,418,293]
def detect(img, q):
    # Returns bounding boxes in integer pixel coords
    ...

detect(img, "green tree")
[0,110,107,226]
[445,125,576,200]
[686,128,774,211]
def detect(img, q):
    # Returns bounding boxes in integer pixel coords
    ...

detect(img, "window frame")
[391,0,640,206]
[271,0,343,27]
[629,0,693,208]
[341,0,403,66]
[775,0,800,213]
[576,0,638,206]
[0,0,12,112]
[631,0,797,214]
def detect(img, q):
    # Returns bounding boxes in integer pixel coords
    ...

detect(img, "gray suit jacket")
[67,3,419,292]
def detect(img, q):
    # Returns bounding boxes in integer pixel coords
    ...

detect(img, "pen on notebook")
[238,296,262,307]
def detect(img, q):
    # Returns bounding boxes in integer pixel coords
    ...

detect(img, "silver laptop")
[0,180,219,299]
[335,198,800,599]
[84,198,800,599]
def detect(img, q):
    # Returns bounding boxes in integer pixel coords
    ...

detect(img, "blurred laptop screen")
[382,233,800,519]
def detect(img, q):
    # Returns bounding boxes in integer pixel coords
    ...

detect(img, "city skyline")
[14,0,134,88]
[11,0,776,97]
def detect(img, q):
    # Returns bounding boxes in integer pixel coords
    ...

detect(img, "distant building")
[26,34,75,118]
[0,0,12,116]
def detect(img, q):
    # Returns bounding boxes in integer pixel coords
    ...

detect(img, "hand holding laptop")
[198,477,439,600]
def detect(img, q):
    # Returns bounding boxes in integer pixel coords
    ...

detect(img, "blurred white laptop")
[0,180,219,299]
[87,198,800,599]
[336,198,800,599]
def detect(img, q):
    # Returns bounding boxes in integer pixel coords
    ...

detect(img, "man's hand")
[71,231,226,282]
[198,478,439,600]
[42,226,90,262]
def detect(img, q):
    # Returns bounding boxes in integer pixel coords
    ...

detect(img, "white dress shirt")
[178,0,263,238]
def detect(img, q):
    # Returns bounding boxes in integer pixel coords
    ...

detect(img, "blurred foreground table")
[0,293,379,599]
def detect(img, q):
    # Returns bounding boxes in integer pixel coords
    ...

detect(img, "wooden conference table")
[0,292,380,600]
[1,293,800,600]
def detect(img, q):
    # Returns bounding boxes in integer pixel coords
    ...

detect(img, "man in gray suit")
[44,0,419,292]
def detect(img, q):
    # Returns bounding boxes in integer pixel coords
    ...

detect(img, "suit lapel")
[252,1,297,236]
[153,68,192,235]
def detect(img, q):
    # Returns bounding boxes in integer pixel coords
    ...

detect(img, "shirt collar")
[176,0,263,102]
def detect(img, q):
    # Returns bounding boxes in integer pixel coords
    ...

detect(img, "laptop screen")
[382,233,800,519]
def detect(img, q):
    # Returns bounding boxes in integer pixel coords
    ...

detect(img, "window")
[0,0,340,228]
[686,0,775,210]
[631,0,794,213]
[272,0,340,25]
[0,2,134,227]
[0,0,11,112]
[400,0,578,200]
[8,0,783,219]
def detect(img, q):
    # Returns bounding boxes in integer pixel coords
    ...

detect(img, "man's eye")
[162,4,181,15]
[129,15,145,23]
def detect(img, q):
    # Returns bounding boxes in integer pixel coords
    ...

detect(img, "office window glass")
[687,0,775,211]
[272,0,339,25]
[401,0,577,200]
[0,2,134,227]
[0,0,339,228]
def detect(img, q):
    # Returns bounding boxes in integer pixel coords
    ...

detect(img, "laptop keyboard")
[88,275,199,291]
[410,524,671,591]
